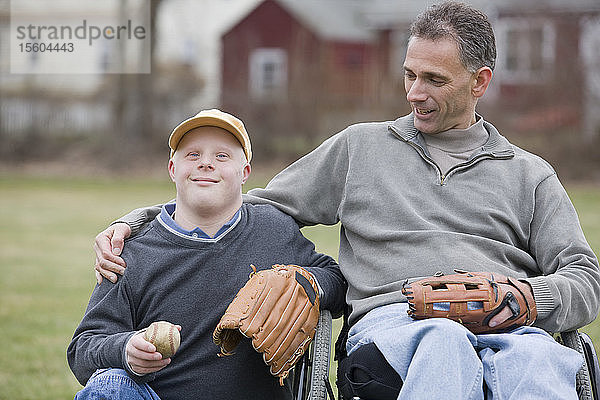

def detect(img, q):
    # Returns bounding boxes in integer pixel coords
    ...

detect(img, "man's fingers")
[94,242,127,269]
[94,263,118,284]
[95,270,103,285]
[488,306,513,328]
[94,250,125,274]
[110,223,132,256]
[94,224,129,264]
[92,223,131,284]
[110,224,131,256]
[94,229,114,261]
[93,238,126,284]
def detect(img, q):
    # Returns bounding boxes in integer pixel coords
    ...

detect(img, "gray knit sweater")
[68,203,345,399]
[116,114,599,333]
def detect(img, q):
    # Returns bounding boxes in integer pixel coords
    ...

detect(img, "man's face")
[403,37,479,134]
[168,126,250,215]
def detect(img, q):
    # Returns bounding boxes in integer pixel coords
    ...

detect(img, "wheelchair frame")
[292,310,334,400]
[295,311,600,400]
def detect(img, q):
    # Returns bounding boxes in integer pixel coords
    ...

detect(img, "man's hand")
[488,306,514,328]
[126,331,174,375]
[94,223,131,284]
[488,282,535,328]
[403,271,537,334]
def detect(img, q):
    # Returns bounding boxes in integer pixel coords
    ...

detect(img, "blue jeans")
[347,303,583,400]
[74,369,161,400]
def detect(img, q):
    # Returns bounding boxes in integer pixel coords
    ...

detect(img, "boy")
[67,109,345,399]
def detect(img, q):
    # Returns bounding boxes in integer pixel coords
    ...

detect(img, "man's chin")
[413,118,437,134]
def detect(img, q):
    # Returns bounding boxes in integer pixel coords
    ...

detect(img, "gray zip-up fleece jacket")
[120,114,599,333]
[245,114,600,332]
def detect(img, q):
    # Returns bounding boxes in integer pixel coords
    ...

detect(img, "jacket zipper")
[405,141,446,184]
[406,140,512,186]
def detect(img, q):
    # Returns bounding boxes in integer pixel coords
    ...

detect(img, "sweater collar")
[421,117,488,154]
[157,203,242,243]
[389,113,514,159]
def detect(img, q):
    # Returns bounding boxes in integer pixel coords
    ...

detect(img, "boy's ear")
[168,159,176,182]
[241,163,251,185]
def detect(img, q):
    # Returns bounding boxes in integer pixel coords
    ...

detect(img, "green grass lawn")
[0,174,599,399]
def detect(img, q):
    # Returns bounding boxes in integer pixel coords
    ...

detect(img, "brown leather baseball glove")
[213,264,320,385]
[401,270,537,334]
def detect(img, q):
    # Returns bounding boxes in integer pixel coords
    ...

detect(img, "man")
[68,109,345,399]
[94,2,600,399]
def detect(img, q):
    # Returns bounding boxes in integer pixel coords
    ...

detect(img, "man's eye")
[404,72,416,80]
[430,79,445,86]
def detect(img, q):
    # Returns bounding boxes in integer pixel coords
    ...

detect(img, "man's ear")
[241,163,251,185]
[472,66,493,98]
[168,159,176,182]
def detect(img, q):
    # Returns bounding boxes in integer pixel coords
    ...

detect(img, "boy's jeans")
[74,369,161,400]
[347,303,583,400]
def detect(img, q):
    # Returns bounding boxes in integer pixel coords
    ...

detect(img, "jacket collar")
[389,113,515,159]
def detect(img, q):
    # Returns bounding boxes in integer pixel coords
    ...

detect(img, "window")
[496,18,555,82]
[390,30,409,80]
[249,48,287,100]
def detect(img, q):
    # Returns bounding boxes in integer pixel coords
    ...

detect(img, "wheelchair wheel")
[308,310,333,400]
[560,331,594,400]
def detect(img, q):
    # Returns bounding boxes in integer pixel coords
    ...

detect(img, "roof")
[267,0,375,42]
[361,0,600,29]
[231,0,600,41]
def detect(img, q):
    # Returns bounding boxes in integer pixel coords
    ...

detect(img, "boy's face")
[169,126,250,215]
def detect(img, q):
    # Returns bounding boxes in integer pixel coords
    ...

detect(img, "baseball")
[144,321,181,359]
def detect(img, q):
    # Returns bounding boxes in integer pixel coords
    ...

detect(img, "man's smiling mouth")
[415,108,434,115]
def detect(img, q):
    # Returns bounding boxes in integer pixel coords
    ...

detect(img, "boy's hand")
[214,264,320,385]
[94,223,131,284]
[126,332,172,375]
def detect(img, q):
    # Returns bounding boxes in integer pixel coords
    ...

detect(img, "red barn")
[221,0,381,160]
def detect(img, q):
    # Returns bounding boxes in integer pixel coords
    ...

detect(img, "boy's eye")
[216,153,229,159]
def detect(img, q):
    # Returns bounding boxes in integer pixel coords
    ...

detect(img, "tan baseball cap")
[168,109,252,162]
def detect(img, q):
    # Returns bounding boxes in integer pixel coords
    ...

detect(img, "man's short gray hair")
[409,1,496,72]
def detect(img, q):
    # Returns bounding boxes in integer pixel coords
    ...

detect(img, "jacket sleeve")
[524,174,600,332]
[245,129,350,227]
[113,203,166,236]
[294,231,347,318]
[67,277,144,385]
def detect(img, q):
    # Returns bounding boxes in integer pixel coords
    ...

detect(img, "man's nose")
[406,79,428,103]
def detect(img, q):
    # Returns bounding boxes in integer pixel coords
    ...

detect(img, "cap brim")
[169,116,250,161]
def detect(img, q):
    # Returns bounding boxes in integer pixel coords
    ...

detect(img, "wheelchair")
[292,310,600,400]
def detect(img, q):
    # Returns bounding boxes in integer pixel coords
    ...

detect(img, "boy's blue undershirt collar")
[158,203,241,242]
